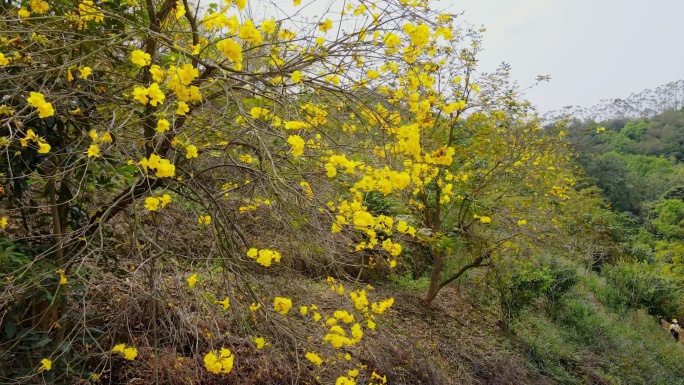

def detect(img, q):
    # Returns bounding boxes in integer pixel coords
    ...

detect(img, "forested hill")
[564,107,684,333]
[544,80,684,123]
[568,107,684,216]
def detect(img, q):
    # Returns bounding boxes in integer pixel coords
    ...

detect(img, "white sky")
[246,0,684,113]
[452,0,684,112]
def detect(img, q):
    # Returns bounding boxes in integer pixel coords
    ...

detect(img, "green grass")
[513,274,684,385]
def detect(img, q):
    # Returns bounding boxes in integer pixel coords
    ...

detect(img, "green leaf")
[4,319,16,339]
[33,338,52,348]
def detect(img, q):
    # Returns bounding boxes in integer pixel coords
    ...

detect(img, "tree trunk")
[424,249,443,305]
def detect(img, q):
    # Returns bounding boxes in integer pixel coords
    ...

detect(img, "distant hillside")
[544,80,684,122]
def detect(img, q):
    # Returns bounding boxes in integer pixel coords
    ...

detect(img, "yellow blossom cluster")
[19,128,51,154]
[29,0,49,14]
[138,154,175,178]
[130,49,151,67]
[26,92,54,118]
[144,194,172,211]
[78,0,104,24]
[167,64,202,102]
[112,343,138,360]
[132,83,165,106]
[198,215,211,225]
[203,348,234,374]
[273,297,292,315]
[202,11,239,32]
[305,352,323,366]
[246,248,282,267]
[287,135,305,157]
[217,39,243,69]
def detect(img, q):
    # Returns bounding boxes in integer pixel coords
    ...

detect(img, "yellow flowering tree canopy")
[0,0,605,383]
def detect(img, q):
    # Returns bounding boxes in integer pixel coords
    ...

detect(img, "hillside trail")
[660,319,684,346]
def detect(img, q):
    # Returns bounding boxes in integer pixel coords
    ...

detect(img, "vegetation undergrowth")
[1,0,684,384]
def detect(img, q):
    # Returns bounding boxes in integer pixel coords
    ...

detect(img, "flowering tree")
[0,0,585,382]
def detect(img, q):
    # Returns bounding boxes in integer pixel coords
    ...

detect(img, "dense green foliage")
[565,108,684,322]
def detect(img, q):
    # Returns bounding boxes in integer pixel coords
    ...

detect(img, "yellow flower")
[173,0,185,19]
[479,216,491,224]
[333,310,354,323]
[185,144,198,159]
[294,0,301,5]
[176,101,189,115]
[234,0,246,10]
[80,66,92,78]
[156,118,170,133]
[123,347,138,360]
[150,65,165,82]
[217,297,230,310]
[517,219,527,226]
[203,348,234,374]
[198,215,211,225]
[26,92,54,118]
[111,343,125,354]
[90,373,101,381]
[18,8,31,17]
[38,358,52,372]
[112,343,138,360]
[238,20,262,45]
[37,142,51,154]
[130,49,151,67]
[287,135,305,157]
[101,132,112,142]
[261,19,275,34]
[78,0,104,22]
[0,217,7,230]
[371,297,394,315]
[335,376,355,385]
[0,53,9,66]
[57,269,67,285]
[158,194,172,208]
[291,70,303,84]
[249,303,261,311]
[305,352,323,366]
[247,248,282,267]
[299,306,308,315]
[278,29,296,40]
[253,337,266,349]
[144,197,160,211]
[146,83,165,106]
[30,0,50,14]
[86,144,100,158]
[132,86,149,104]
[186,273,198,288]
[140,156,176,178]
[273,297,292,315]
[216,39,243,69]
[319,18,333,33]
[371,372,387,383]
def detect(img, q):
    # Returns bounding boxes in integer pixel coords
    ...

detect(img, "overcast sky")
[449,0,684,113]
